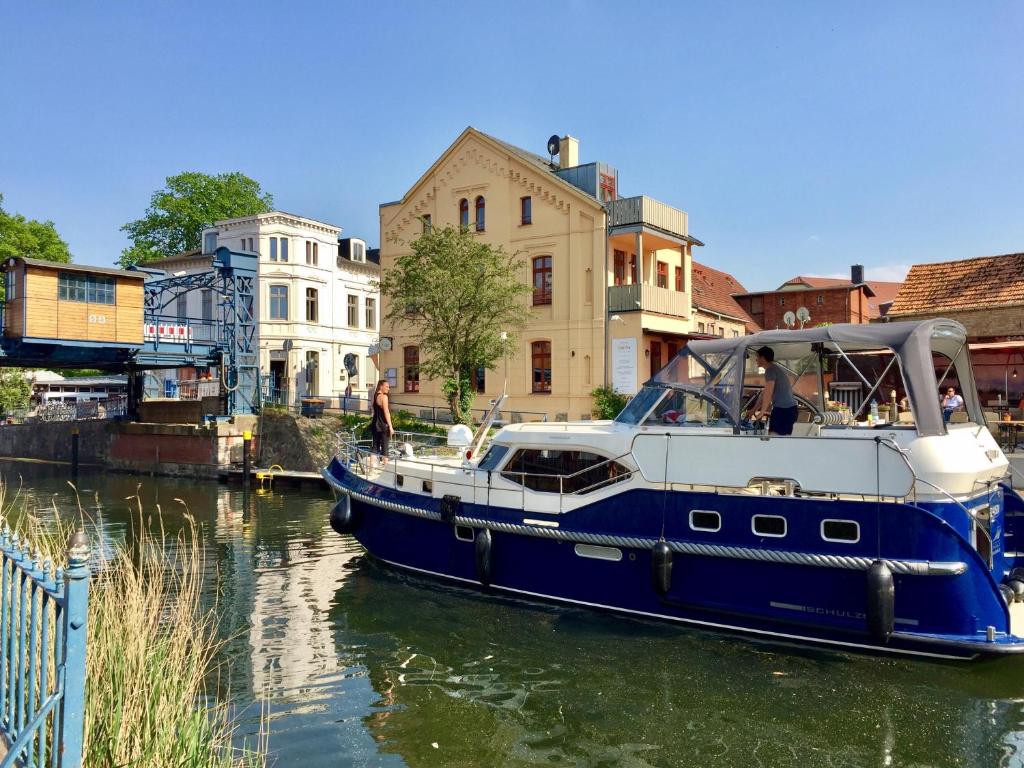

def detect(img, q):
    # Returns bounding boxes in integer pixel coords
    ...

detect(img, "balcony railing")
[608,283,690,318]
[607,196,689,239]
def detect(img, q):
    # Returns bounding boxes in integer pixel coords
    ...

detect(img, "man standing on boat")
[754,346,798,436]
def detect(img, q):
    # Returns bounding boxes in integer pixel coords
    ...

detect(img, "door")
[270,360,286,404]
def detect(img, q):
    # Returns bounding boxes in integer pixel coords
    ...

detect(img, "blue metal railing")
[0,529,89,768]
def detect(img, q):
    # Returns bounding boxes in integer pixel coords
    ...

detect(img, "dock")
[219,467,329,490]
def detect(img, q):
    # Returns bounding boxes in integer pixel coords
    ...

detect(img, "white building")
[147,211,380,405]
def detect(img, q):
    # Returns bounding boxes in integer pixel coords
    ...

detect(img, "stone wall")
[0,419,111,464]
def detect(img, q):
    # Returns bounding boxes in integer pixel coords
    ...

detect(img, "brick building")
[732,265,902,330]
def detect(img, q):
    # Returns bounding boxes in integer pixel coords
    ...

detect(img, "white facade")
[151,211,380,404]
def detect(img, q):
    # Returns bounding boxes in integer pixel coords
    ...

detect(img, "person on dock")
[753,346,798,436]
[371,379,395,466]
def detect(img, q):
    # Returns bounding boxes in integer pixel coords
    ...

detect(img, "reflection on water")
[6,461,1024,767]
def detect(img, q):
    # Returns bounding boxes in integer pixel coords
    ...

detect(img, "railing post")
[59,530,89,768]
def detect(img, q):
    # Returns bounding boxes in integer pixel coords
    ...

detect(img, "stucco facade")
[377,128,723,421]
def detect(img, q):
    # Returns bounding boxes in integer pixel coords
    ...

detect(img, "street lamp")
[500,331,508,395]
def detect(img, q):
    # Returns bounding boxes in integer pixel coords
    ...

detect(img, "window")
[630,254,639,284]
[201,289,213,321]
[365,297,376,329]
[404,346,420,392]
[520,196,532,225]
[280,238,289,262]
[667,342,678,360]
[585,267,593,304]
[347,295,358,327]
[752,514,787,538]
[599,173,616,202]
[613,250,626,286]
[501,448,627,494]
[422,214,432,233]
[57,273,86,302]
[690,510,721,532]
[269,238,278,261]
[203,232,217,254]
[305,287,318,323]
[176,293,187,319]
[352,241,365,262]
[269,285,288,320]
[675,266,683,292]
[459,199,469,231]
[87,276,115,304]
[4,271,15,302]
[305,240,318,266]
[531,340,551,392]
[717,327,725,337]
[657,262,668,289]
[817,294,824,305]
[651,341,662,377]
[821,519,860,543]
[779,297,785,307]
[532,256,552,305]
[475,366,486,393]
[733,330,740,338]
[697,322,705,333]
[475,196,486,232]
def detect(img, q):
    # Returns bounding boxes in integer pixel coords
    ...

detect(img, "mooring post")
[70,427,79,480]
[60,529,90,768]
[242,430,252,485]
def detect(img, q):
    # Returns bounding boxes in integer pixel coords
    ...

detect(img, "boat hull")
[324,458,1024,660]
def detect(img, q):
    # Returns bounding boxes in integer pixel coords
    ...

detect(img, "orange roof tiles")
[887,253,1024,316]
[692,261,760,331]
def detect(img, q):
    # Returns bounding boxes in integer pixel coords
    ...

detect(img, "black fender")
[866,560,895,643]
[330,494,358,535]
[652,541,673,596]
[475,528,493,586]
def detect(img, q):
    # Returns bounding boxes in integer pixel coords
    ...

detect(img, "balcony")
[607,196,689,240]
[608,283,689,318]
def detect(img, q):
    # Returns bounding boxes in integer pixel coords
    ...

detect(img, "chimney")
[559,135,579,169]
[851,264,864,285]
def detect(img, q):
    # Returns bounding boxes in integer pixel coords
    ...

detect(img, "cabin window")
[57,273,85,303]
[644,389,726,427]
[454,525,474,542]
[689,510,721,532]
[478,444,509,471]
[422,480,433,493]
[821,519,859,543]
[500,449,627,494]
[752,514,787,538]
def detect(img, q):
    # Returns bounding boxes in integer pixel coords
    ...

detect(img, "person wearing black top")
[371,379,394,465]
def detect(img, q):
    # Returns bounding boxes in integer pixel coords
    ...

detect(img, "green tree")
[0,369,30,414]
[0,193,72,264]
[120,172,273,266]
[380,224,531,424]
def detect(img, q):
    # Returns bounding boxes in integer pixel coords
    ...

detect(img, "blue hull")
[324,458,1024,660]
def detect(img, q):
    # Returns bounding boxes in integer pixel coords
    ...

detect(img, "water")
[7,461,1024,767]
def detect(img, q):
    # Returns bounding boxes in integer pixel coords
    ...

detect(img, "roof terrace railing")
[607,196,688,239]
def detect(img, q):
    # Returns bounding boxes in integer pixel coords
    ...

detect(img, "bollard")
[60,529,90,768]
[70,427,79,480]
[242,430,252,486]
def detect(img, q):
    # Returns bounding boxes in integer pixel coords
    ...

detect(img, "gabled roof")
[691,261,760,331]
[887,252,1024,316]
[9,257,146,280]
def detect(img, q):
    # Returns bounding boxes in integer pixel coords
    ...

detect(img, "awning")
[969,340,1024,351]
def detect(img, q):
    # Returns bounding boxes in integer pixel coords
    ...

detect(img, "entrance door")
[305,351,319,397]
[270,360,286,404]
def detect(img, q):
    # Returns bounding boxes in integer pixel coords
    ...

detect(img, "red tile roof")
[780,276,851,289]
[692,261,760,331]
[887,253,1024,316]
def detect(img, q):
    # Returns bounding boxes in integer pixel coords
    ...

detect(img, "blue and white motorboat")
[324,319,1024,659]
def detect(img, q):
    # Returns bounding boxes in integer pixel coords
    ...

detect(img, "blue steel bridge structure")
[0,247,259,416]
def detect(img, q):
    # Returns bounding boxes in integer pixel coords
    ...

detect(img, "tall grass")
[10,486,267,768]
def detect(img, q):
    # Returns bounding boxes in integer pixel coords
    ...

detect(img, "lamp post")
[500,331,508,395]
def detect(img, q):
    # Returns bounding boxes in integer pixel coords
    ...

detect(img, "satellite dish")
[796,307,811,324]
[783,311,796,328]
[546,134,561,158]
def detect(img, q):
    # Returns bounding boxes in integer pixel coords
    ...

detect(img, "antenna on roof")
[546,134,561,164]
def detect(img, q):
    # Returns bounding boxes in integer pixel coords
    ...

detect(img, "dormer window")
[352,241,365,263]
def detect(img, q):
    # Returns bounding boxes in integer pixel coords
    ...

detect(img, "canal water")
[6,461,1024,767]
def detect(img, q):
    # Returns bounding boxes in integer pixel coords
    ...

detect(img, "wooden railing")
[607,196,689,238]
[607,284,690,318]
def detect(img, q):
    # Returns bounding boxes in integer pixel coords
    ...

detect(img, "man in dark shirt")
[754,346,798,436]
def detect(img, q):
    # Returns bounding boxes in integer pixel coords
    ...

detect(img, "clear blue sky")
[1,1,1021,289]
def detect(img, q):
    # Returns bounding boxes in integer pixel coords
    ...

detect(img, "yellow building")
[377,128,753,421]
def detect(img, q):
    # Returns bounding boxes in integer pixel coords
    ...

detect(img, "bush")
[591,386,629,420]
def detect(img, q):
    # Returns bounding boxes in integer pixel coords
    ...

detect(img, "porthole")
[454,525,474,542]
[752,514,786,538]
[821,519,859,543]
[689,510,721,532]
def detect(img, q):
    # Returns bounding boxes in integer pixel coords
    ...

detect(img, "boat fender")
[1000,584,1016,606]
[1008,580,1024,602]
[329,494,357,535]
[475,529,493,586]
[651,541,673,596]
[865,560,894,643]
[441,494,461,524]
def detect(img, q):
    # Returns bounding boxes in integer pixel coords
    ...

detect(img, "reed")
[10,485,267,768]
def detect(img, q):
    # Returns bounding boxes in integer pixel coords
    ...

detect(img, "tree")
[0,369,30,415]
[0,193,72,264]
[120,172,273,266]
[380,224,531,424]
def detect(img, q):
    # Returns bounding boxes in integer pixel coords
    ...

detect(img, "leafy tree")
[0,193,72,264]
[380,224,531,424]
[591,385,629,420]
[0,369,30,414]
[120,172,273,266]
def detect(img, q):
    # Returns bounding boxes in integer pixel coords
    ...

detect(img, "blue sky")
[1,1,1021,289]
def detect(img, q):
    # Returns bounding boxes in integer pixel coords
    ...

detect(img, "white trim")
[523,518,559,528]
[374,556,969,660]
[752,514,787,538]
[689,509,722,533]
[574,544,623,562]
[821,519,861,544]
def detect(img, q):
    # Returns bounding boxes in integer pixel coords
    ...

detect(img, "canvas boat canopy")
[646,319,978,437]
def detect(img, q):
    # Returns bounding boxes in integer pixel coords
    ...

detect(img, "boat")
[323,319,1024,659]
